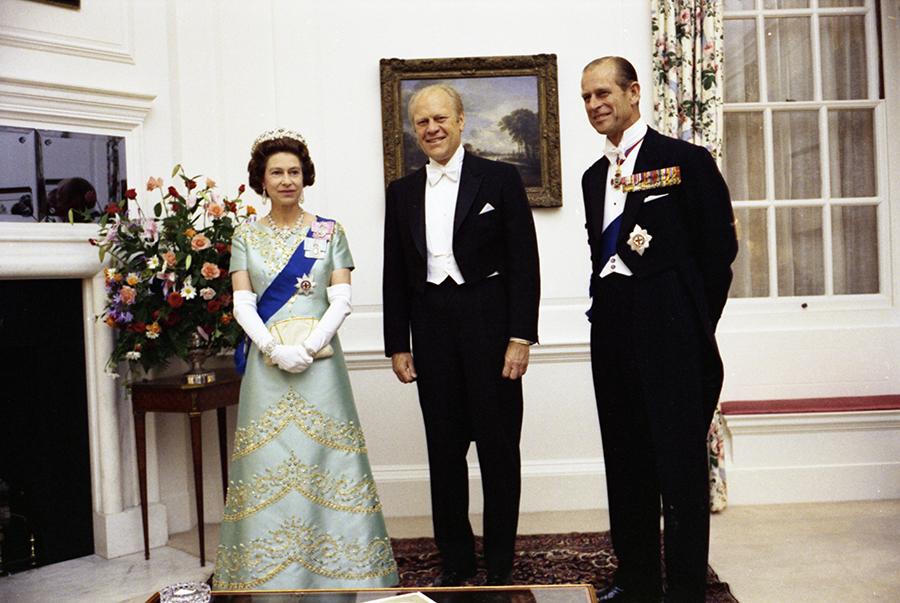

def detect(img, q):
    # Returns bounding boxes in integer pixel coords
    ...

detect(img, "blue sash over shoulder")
[234,217,333,374]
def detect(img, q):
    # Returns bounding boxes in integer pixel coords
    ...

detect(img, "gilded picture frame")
[379,54,562,208]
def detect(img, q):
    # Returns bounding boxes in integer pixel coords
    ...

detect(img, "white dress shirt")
[425,144,466,285]
[598,119,648,279]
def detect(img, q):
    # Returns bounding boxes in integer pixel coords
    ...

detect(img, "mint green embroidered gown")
[213,218,398,590]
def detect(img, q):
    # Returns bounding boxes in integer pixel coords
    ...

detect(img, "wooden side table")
[131,369,241,566]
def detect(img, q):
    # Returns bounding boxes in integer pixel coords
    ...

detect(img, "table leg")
[217,406,228,502]
[133,410,150,560]
[188,410,205,566]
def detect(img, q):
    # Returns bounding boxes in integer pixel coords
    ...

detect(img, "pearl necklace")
[265,211,307,241]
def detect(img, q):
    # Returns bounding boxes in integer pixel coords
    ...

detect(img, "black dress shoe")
[597,585,660,603]
[432,569,475,587]
[485,571,513,586]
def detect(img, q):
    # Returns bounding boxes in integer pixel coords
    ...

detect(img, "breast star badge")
[627,225,652,256]
[295,273,316,295]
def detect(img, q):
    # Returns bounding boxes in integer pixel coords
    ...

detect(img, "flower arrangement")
[86,165,256,375]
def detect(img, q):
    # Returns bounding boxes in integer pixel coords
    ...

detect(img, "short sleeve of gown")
[229,224,248,272]
[330,222,354,271]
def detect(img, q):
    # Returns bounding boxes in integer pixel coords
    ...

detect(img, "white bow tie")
[426,161,460,186]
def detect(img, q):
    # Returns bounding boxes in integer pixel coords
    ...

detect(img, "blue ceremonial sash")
[233,217,332,374]
[586,214,623,323]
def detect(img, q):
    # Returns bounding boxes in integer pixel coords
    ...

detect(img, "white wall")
[1,0,898,550]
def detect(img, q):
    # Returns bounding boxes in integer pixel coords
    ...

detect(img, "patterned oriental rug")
[392,532,738,603]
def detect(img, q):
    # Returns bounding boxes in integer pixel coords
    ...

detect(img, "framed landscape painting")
[380,54,562,208]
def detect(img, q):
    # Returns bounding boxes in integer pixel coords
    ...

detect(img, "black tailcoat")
[383,152,540,575]
[582,127,737,600]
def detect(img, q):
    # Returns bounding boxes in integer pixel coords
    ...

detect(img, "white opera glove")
[232,289,276,355]
[269,344,314,373]
[303,283,352,355]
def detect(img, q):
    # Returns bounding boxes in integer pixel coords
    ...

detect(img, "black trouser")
[590,272,710,602]
[411,277,523,576]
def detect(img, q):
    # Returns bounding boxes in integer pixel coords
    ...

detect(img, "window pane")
[724,112,766,200]
[730,208,770,298]
[725,0,757,11]
[820,16,867,100]
[828,109,875,198]
[831,205,878,294]
[819,1,865,6]
[764,0,808,7]
[777,207,824,295]
[773,111,820,199]
[765,18,813,101]
[725,19,760,102]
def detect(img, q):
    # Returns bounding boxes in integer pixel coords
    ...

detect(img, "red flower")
[125,188,138,200]
[152,310,160,320]
[129,321,146,333]
[238,184,246,194]
[186,179,197,191]
[106,203,120,215]
[167,292,184,308]
[207,300,222,313]
[167,186,180,198]
[165,312,181,326]
[215,242,228,254]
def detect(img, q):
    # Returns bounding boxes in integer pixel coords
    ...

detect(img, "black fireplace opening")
[0,279,94,573]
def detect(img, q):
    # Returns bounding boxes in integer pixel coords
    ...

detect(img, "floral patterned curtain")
[650,0,728,512]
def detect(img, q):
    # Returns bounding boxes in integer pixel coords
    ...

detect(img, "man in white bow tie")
[580,57,738,603]
[383,83,540,586]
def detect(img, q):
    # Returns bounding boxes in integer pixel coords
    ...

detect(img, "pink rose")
[200,287,216,300]
[191,234,211,251]
[206,202,225,218]
[119,286,137,305]
[162,250,177,266]
[200,262,221,280]
[146,177,164,192]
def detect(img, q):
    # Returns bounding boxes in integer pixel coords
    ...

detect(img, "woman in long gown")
[213,129,398,590]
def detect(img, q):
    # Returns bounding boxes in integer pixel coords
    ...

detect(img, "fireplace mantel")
[0,78,163,559]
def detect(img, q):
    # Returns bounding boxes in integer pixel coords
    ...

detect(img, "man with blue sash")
[580,57,737,602]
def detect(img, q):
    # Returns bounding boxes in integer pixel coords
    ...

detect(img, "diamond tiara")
[251,128,306,152]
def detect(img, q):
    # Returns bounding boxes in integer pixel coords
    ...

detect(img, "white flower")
[147,256,160,270]
[200,287,216,300]
[125,351,142,360]
[104,268,117,280]
[181,282,197,300]
[104,365,120,379]
[140,218,159,244]
[145,330,160,340]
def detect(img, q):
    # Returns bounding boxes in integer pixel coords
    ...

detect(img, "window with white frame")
[722,0,883,299]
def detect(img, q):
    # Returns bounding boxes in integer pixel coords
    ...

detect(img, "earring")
[298,192,304,206]
[261,189,269,205]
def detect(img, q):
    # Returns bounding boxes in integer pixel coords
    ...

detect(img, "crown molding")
[0,77,155,131]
